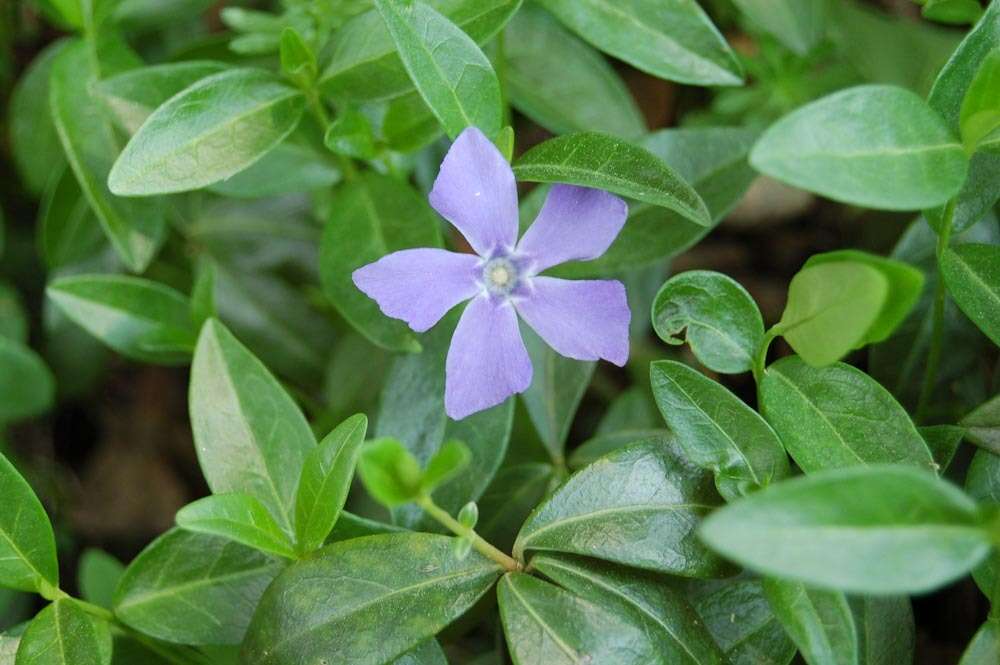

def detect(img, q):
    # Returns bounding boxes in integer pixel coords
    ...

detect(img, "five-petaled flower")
[353,127,631,420]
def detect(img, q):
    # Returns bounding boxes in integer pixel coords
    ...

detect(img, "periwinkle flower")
[353,127,630,420]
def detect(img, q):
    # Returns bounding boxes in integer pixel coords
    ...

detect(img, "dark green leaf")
[114,529,284,645]
[358,438,424,507]
[514,441,728,577]
[0,453,58,596]
[0,338,54,424]
[38,169,104,269]
[513,132,711,227]
[78,549,124,611]
[324,109,377,160]
[0,284,26,344]
[15,599,111,665]
[326,511,406,543]
[381,92,443,152]
[965,448,1000,600]
[176,493,296,559]
[569,430,673,470]
[849,595,915,665]
[964,393,1000,454]
[477,463,554,552]
[242,533,502,665]
[920,424,965,472]
[939,243,1000,346]
[761,578,857,665]
[731,0,826,55]
[700,465,992,594]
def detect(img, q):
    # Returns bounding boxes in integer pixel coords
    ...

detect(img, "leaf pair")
[358,438,471,508]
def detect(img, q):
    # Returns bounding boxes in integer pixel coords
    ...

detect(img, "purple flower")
[353,127,631,420]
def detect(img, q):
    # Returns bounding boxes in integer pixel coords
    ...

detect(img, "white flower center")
[482,257,519,296]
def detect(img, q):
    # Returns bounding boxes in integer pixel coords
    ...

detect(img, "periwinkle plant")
[0,0,999,664]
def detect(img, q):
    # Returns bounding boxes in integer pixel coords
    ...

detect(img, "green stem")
[418,495,521,572]
[915,199,956,423]
[752,326,781,386]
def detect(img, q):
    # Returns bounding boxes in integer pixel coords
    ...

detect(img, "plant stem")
[915,199,956,423]
[752,326,781,385]
[418,495,521,572]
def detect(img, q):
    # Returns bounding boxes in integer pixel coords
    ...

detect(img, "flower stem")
[916,199,956,423]
[417,495,521,572]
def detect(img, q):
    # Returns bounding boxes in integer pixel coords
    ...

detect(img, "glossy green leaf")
[320,173,442,353]
[960,49,1000,150]
[109,68,306,196]
[514,440,727,576]
[78,549,124,610]
[775,261,889,367]
[498,572,661,665]
[514,132,711,227]
[358,438,424,507]
[651,270,764,373]
[760,357,934,474]
[38,169,104,269]
[532,554,725,665]
[700,465,992,594]
[114,529,284,645]
[504,5,645,137]
[373,0,502,139]
[320,0,521,101]
[95,61,229,135]
[15,599,111,665]
[751,85,968,210]
[940,243,1000,346]
[189,319,315,532]
[849,595,915,665]
[47,275,198,365]
[8,40,66,195]
[242,533,502,665]
[731,0,826,55]
[535,0,742,86]
[477,463,554,552]
[650,360,789,501]
[761,578,857,665]
[50,40,166,273]
[0,338,55,424]
[521,327,594,464]
[569,430,673,470]
[964,393,1000,454]
[0,453,58,596]
[960,620,1000,665]
[207,140,339,199]
[176,493,296,559]
[294,414,368,553]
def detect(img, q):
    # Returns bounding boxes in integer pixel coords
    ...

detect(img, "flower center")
[482,257,519,296]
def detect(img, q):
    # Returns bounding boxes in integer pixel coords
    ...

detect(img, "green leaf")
[320,0,520,101]
[190,259,217,328]
[650,360,789,501]
[960,620,1000,665]
[731,0,826,55]
[242,533,502,665]
[319,173,442,353]
[760,357,935,474]
[775,260,889,367]
[477,463,554,552]
[373,0,502,139]
[0,453,58,596]
[8,40,67,195]
[940,243,1000,346]
[513,132,711,227]
[294,414,368,554]
[324,109,377,160]
[380,92,443,152]
[358,438,424,507]
[498,572,662,664]
[504,4,645,137]
[532,554,726,665]
[279,27,316,84]
[393,640,449,665]
[421,440,472,493]
[920,424,965,471]
[78,549,124,611]
[964,393,1000,454]
[15,599,111,665]
[38,169,104,269]
[965,448,1000,600]
[176,493,297,559]
[960,49,1000,151]
[761,578,857,665]
[0,338,54,424]
[50,40,166,273]
[924,0,984,25]
[751,85,968,210]
[514,441,728,576]
[189,319,315,532]
[206,140,339,199]
[0,284,26,344]
[651,270,764,374]
[109,68,306,196]
[95,61,228,135]
[535,0,742,86]
[114,529,284,645]
[46,275,198,365]
[569,430,673,470]
[803,250,925,346]
[521,328,594,464]
[327,511,406,543]
[849,595,914,665]
[700,465,992,594]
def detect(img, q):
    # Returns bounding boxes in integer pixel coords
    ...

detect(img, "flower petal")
[516,184,628,273]
[446,295,532,420]
[516,277,630,366]
[353,248,481,333]
[429,127,519,257]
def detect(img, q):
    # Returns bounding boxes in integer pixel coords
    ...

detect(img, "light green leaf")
[421,440,472,493]
[15,599,111,665]
[47,275,198,365]
[114,529,284,645]
[760,357,934,474]
[176,493,296,559]
[650,360,789,501]
[206,140,339,199]
[761,578,857,665]
[960,49,1000,151]
[964,393,1000,454]
[358,438,424,508]
[651,270,764,374]
[923,0,984,26]
[514,441,728,577]
[294,414,368,554]
[939,243,1000,346]
[960,620,1000,665]
[731,0,826,55]
[0,338,54,424]
[189,319,315,532]
[242,533,502,665]
[0,453,58,596]
[78,549,124,610]
[700,466,992,594]
[109,68,306,196]
[9,40,67,195]
[514,132,711,227]
[535,0,742,86]
[751,85,968,210]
